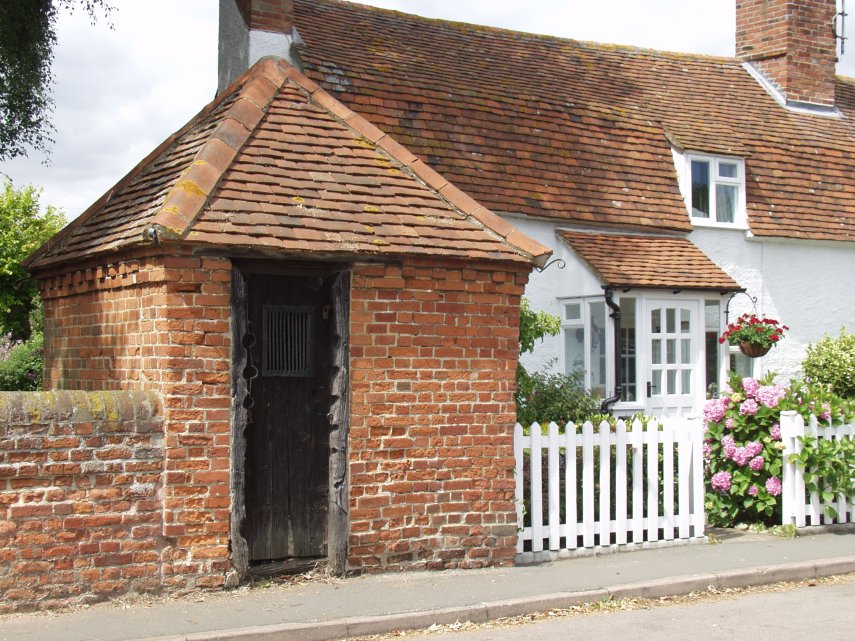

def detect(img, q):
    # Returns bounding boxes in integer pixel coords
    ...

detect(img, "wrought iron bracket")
[534,258,566,273]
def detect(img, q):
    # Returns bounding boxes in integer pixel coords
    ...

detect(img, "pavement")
[1,526,854,641]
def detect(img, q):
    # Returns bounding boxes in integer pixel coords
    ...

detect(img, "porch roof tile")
[559,230,742,292]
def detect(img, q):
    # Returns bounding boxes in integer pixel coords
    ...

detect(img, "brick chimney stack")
[736,0,839,108]
[218,0,297,94]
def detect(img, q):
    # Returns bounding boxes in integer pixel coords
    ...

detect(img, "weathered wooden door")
[242,273,333,562]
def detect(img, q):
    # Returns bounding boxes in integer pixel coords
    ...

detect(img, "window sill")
[690,218,748,231]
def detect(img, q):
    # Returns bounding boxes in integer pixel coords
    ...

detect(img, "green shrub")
[516,366,600,427]
[803,327,855,399]
[704,373,855,527]
[0,332,43,391]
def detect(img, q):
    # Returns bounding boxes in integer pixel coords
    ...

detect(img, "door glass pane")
[682,369,692,394]
[666,339,676,364]
[589,302,607,397]
[730,352,753,378]
[565,326,585,374]
[652,339,662,364]
[652,369,662,395]
[691,160,710,218]
[680,309,691,333]
[716,184,736,223]
[667,370,677,394]
[681,339,691,364]
[666,308,675,333]
[651,309,661,333]
[705,301,720,398]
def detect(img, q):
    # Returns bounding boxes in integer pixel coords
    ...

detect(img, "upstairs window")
[687,154,745,228]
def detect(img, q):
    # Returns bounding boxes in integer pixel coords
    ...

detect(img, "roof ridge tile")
[150,60,288,239]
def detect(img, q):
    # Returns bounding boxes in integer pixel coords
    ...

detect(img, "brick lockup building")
[19,57,550,603]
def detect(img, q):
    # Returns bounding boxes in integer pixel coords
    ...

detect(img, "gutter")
[600,286,622,413]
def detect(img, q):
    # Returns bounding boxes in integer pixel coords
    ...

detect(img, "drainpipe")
[600,287,622,413]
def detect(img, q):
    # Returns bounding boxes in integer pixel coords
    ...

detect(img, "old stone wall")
[0,391,163,612]
[38,250,234,592]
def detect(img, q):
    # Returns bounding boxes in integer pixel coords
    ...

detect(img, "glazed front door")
[242,273,332,562]
[642,299,703,418]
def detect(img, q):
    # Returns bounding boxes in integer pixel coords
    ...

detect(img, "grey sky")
[2,0,853,220]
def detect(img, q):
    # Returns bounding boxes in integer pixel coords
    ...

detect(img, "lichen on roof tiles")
[28,57,550,269]
[292,0,855,242]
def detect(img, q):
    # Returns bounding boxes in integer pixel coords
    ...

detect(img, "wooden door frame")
[229,263,351,578]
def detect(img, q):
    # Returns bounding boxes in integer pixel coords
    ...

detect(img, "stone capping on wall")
[0,390,164,613]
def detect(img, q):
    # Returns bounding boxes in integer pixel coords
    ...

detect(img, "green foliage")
[0,332,43,390]
[789,434,855,520]
[516,366,600,427]
[518,297,560,355]
[0,180,65,337]
[0,0,112,160]
[802,327,855,399]
[704,373,855,527]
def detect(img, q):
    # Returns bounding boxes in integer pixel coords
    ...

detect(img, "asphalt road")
[415,576,855,641]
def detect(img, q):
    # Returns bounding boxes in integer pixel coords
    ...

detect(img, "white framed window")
[561,296,639,405]
[562,298,608,399]
[683,153,746,228]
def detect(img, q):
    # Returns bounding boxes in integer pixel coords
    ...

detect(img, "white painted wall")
[691,228,855,382]
[510,212,855,386]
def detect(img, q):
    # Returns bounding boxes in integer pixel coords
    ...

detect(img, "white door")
[642,299,704,418]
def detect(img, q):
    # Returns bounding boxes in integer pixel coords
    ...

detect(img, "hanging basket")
[739,342,771,358]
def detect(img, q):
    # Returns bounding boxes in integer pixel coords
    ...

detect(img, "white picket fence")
[514,418,706,558]
[781,410,855,527]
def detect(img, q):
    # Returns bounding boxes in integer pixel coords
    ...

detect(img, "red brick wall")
[236,0,293,33]
[0,391,162,613]
[347,258,528,571]
[32,249,530,604]
[736,0,837,105]
[39,249,233,592]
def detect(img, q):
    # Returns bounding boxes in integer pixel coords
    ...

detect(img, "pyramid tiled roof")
[559,230,742,292]
[28,58,551,270]
[290,0,855,242]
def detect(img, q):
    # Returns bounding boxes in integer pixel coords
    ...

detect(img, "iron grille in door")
[262,305,314,376]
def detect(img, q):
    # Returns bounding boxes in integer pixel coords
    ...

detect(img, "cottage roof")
[291,0,855,242]
[28,58,551,270]
[559,230,742,292]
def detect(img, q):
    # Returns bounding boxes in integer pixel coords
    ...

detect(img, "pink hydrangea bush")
[704,373,853,527]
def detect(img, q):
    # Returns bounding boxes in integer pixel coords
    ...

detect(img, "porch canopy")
[559,230,742,292]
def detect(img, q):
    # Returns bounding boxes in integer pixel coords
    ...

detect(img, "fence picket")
[807,415,822,525]
[689,418,704,537]
[646,422,660,542]
[615,419,628,545]
[582,421,595,548]
[630,418,644,543]
[598,420,611,546]
[516,416,707,555]
[548,422,560,550]
[531,422,543,552]
[565,422,578,549]
[662,424,674,540]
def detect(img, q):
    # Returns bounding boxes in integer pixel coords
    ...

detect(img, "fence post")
[514,422,524,554]
[689,417,705,538]
[780,410,804,527]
